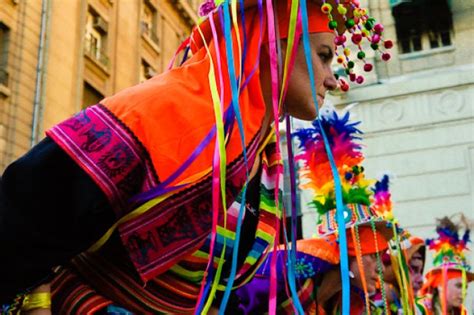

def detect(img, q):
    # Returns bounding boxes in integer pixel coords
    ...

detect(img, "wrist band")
[21,292,51,312]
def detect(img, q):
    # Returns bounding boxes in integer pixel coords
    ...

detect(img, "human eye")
[318,46,334,64]
[319,51,333,63]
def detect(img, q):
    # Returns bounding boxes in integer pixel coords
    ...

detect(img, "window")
[82,82,104,108]
[84,8,109,67]
[392,0,453,54]
[140,59,155,83]
[0,22,10,87]
[141,1,159,46]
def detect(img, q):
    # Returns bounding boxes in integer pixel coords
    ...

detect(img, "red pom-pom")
[364,63,373,72]
[356,76,364,84]
[374,23,384,34]
[334,35,347,46]
[351,34,362,45]
[384,40,393,49]
[382,52,391,61]
[339,78,350,92]
[372,34,381,44]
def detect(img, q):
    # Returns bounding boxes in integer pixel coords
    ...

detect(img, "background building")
[0,0,199,170]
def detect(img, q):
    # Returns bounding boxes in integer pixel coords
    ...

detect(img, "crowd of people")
[0,0,472,314]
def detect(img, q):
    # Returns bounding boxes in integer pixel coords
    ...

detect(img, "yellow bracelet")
[21,292,51,312]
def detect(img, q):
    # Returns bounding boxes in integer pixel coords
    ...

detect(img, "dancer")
[416,215,473,315]
[0,1,392,313]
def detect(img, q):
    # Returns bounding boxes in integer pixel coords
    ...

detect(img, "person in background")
[375,233,426,313]
[237,107,398,314]
[407,236,426,296]
[416,215,473,315]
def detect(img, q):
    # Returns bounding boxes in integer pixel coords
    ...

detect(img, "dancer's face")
[445,277,463,308]
[382,250,396,285]
[350,253,383,293]
[409,252,424,294]
[260,32,338,122]
[284,32,338,120]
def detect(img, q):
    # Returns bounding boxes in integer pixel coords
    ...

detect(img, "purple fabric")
[235,249,336,313]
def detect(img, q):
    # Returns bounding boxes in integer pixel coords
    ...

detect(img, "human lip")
[317,95,325,106]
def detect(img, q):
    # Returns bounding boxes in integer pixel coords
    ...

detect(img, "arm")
[0,137,115,305]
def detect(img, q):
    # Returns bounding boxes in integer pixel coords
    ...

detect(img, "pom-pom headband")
[198,0,393,91]
[321,0,393,90]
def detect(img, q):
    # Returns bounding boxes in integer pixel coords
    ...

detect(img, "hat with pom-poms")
[426,215,472,276]
[293,106,394,239]
[419,215,473,301]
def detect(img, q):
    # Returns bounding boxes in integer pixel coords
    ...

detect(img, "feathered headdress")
[293,107,405,313]
[372,175,392,218]
[420,215,473,307]
[293,108,394,236]
[426,216,471,271]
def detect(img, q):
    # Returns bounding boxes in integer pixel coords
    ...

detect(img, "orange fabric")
[275,1,332,40]
[419,269,464,296]
[292,226,389,261]
[430,270,462,288]
[101,2,331,186]
[292,237,340,264]
[102,8,266,186]
[347,226,389,256]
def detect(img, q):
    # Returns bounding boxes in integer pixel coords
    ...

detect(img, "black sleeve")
[0,137,116,304]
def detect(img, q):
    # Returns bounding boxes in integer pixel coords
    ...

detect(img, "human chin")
[366,282,376,294]
[287,100,317,121]
[365,275,379,293]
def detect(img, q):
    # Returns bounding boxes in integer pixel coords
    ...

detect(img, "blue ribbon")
[285,117,304,314]
[299,1,350,313]
[219,0,260,311]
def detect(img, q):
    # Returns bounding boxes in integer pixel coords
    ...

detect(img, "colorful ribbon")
[299,0,350,313]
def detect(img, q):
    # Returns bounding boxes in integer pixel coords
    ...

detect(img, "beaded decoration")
[321,0,393,90]
[199,0,393,91]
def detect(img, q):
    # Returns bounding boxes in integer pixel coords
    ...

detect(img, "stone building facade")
[0,0,199,169]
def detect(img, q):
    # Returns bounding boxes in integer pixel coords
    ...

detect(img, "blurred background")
[0,0,473,310]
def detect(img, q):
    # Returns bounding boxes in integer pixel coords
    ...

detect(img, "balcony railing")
[0,68,8,87]
[141,21,160,47]
[84,36,109,69]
